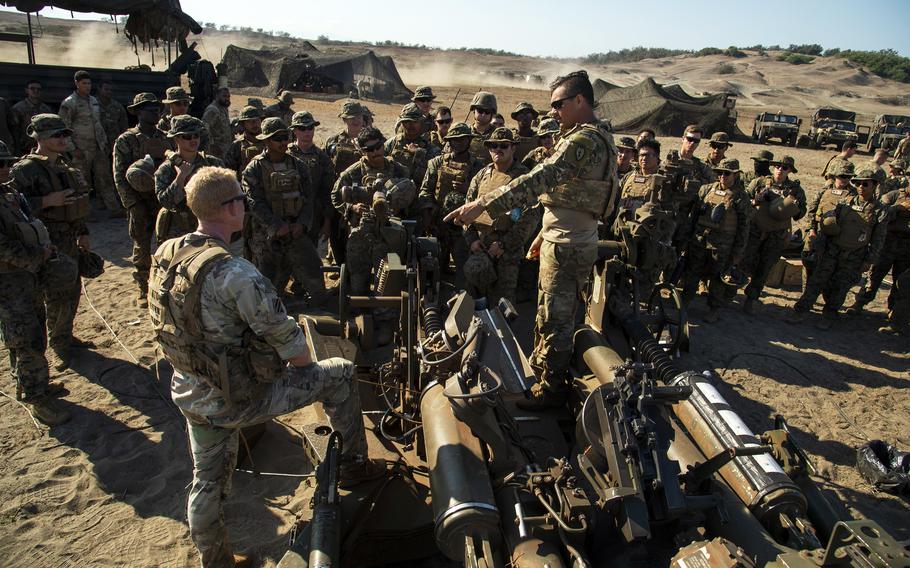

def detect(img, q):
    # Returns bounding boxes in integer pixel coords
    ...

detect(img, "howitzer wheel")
[646,283,690,354]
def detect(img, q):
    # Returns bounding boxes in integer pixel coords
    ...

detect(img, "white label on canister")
[695,380,728,406]
[719,409,754,438]
[746,443,786,475]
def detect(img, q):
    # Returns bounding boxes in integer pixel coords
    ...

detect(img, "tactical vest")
[149,236,285,408]
[513,133,538,162]
[469,127,494,166]
[136,130,168,164]
[889,191,910,233]
[816,187,853,234]
[619,174,665,217]
[697,185,738,234]
[436,157,471,210]
[388,138,426,179]
[752,178,801,233]
[538,123,616,219]
[240,138,263,170]
[259,158,303,220]
[333,135,359,174]
[37,156,91,223]
[0,190,50,272]
[834,200,877,251]
[473,168,516,236]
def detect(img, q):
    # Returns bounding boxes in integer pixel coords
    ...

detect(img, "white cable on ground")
[0,388,43,431]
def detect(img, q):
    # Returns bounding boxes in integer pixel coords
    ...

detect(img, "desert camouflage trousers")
[71,146,121,211]
[794,243,865,315]
[741,227,789,301]
[852,232,910,311]
[249,229,327,303]
[185,357,365,568]
[44,223,82,350]
[128,197,161,294]
[532,240,597,389]
[0,272,49,399]
[682,238,733,309]
[888,267,910,331]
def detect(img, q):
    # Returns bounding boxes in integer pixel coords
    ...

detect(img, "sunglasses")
[550,94,578,110]
[415,98,433,103]
[221,194,246,206]
[270,135,290,143]
[774,165,792,172]
[436,118,453,124]
[836,175,852,180]
[487,143,512,150]
[685,136,701,143]
[856,180,875,187]
[474,108,493,115]
[294,125,315,132]
[179,133,200,141]
[361,142,384,152]
[50,132,71,139]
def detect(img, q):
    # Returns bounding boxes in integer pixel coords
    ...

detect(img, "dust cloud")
[397,59,578,91]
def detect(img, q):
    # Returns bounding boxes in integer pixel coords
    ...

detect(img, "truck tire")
[789,133,798,147]
[758,131,768,144]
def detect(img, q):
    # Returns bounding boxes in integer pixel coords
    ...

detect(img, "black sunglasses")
[179,133,200,141]
[487,143,512,150]
[856,180,875,187]
[550,94,577,110]
[775,165,792,172]
[50,131,71,139]
[294,125,315,132]
[361,141,384,152]
[415,98,433,103]
[474,108,493,115]
[836,175,852,180]
[685,136,701,143]
[221,194,246,206]
[270,135,290,143]
[436,118,453,124]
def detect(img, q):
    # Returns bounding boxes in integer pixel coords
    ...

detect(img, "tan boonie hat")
[247,97,265,109]
[444,122,476,140]
[127,92,161,113]
[27,113,72,139]
[712,158,741,173]
[397,103,424,124]
[339,100,364,119]
[537,118,560,136]
[751,149,774,162]
[770,155,798,173]
[167,115,206,138]
[256,117,290,140]
[161,86,193,104]
[617,136,636,150]
[291,111,320,128]
[483,127,516,146]
[278,90,294,104]
[853,166,885,183]
[709,132,732,147]
[510,102,538,120]
[411,86,436,101]
[470,91,497,112]
[237,106,263,121]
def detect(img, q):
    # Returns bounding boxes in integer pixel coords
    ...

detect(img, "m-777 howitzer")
[339,182,390,220]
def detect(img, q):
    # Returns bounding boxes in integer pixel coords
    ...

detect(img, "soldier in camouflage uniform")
[158,86,210,153]
[385,103,437,187]
[264,91,295,126]
[10,115,94,370]
[11,79,51,155]
[58,70,124,215]
[429,106,453,150]
[521,118,560,170]
[446,71,618,408]
[879,266,909,335]
[112,93,174,306]
[155,116,225,242]
[880,159,908,194]
[704,132,731,168]
[0,142,73,425]
[821,141,856,187]
[333,128,411,294]
[894,131,910,161]
[223,106,264,177]
[411,86,437,136]
[742,149,774,186]
[289,112,337,249]
[802,161,856,279]
[615,136,637,181]
[241,118,327,305]
[848,168,909,316]
[510,102,540,163]
[740,155,807,314]
[789,166,890,329]
[666,125,716,255]
[462,128,534,304]
[681,159,751,321]
[418,122,483,286]
[468,91,498,166]
[324,100,365,176]
[149,167,382,568]
[96,80,128,156]
[202,87,232,161]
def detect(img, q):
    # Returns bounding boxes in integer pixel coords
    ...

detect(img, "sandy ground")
[0,11,908,567]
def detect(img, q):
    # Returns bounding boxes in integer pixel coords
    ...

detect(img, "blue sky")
[3,0,908,59]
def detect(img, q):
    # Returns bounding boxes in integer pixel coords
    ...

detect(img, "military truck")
[865,114,910,153]
[797,107,869,150]
[751,111,801,146]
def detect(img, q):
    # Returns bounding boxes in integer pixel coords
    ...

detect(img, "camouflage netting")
[595,77,736,137]
[592,78,619,100]
[220,44,413,103]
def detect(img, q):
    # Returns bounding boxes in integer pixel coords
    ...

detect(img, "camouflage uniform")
[803,162,856,278]
[468,91,498,166]
[478,119,617,385]
[223,134,264,177]
[150,232,364,567]
[385,104,439,187]
[11,98,52,155]
[324,101,364,176]
[242,118,326,302]
[681,160,751,310]
[741,149,774,187]
[287,112,336,245]
[97,96,128,155]
[520,118,560,170]
[264,91,294,125]
[894,137,910,160]
[821,153,854,187]
[883,266,910,333]
[662,153,716,253]
[202,102,232,160]
[112,99,174,297]
[851,186,910,312]
[741,158,807,302]
[58,91,121,211]
[463,152,532,305]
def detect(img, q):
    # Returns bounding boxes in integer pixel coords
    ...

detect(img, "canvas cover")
[594,77,735,136]
[220,44,413,103]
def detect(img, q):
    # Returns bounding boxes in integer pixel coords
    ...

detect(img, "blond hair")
[185,166,241,220]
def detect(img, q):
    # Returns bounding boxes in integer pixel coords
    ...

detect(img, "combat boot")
[24,395,71,426]
[845,302,865,316]
[52,347,71,372]
[339,457,387,488]
[136,290,148,308]
[742,298,755,315]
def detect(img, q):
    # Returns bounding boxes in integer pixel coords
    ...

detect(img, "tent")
[592,78,619,100]
[220,44,413,103]
[594,77,737,136]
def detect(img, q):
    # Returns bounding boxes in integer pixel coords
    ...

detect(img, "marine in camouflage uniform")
[155,116,225,242]
[58,71,123,213]
[741,149,774,187]
[96,81,128,155]
[0,141,72,425]
[789,166,890,329]
[428,106,453,151]
[11,81,51,155]
[159,86,212,153]
[263,91,295,126]
[288,112,338,249]
[521,118,560,170]
[821,143,856,188]
[510,102,540,163]
[112,93,174,306]
[849,170,910,315]
[385,103,438,188]
[324,100,365,176]
[417,122,483,288]
[880,266,909,335]
[411,86,438,137]
[665,125,716,254]
[894,132,910,161]
[740,156,807,313]
[10,115,92,367]
[468,91,498,166]
[462,128,534,304]
[447,72,618,405]
[149,171,380,566]
[703,132,732,168]
[802,161,856,279]
[202,87,233,161]
[614,136,638,183]
[223,106,264,177]
[880,159,909,194]
[681,159,751,321]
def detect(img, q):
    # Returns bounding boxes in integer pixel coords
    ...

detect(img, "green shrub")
[777,53,815,65]
[838,49,910,83]
[724,46,747,58]
[697,47,723,56]
[717,63,735,74]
